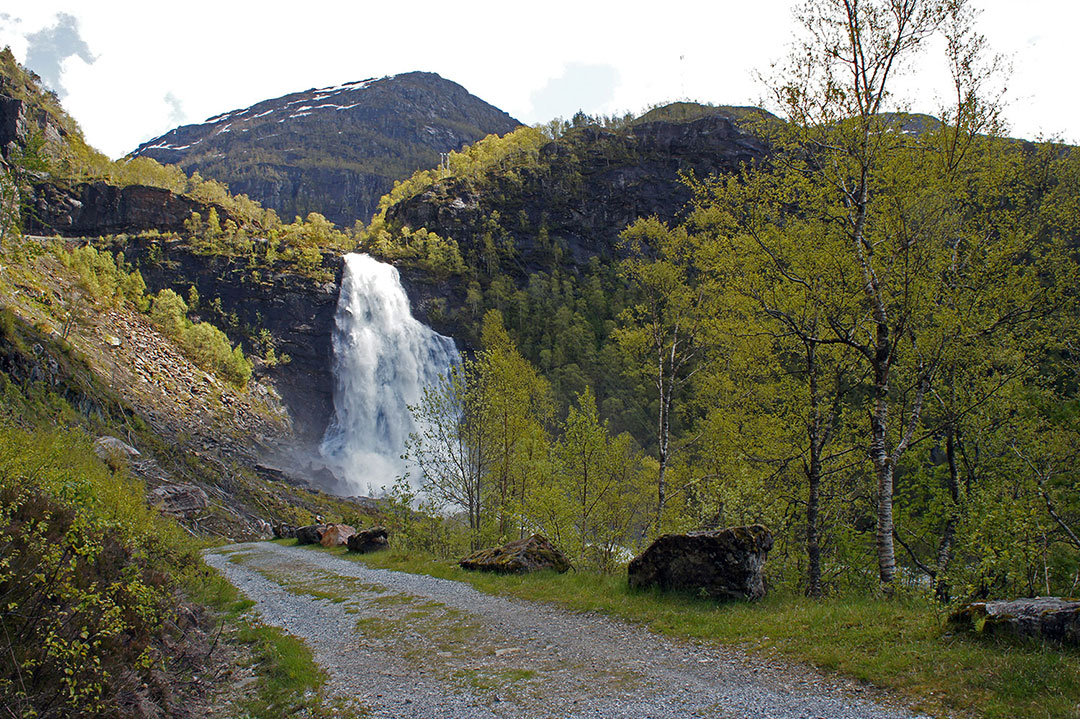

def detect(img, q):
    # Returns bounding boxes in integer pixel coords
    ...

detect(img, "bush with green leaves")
[149,289,252,387]
[58,244,148,311]
[0,425,203,718]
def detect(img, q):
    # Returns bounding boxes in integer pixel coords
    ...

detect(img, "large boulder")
[459,534,571,574]
[295,524,328,545]
[949,597,1080,645]
[628,525,773,601]
[320,523,356,547]
[347,526,390,554]
[148,484,208,518]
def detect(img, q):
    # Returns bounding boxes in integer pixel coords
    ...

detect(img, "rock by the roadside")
[949,597,1080,645]
[296,524,328,545]
[273,523,297,539]
[320,523,356,547]
[148,484,208,518]
[459,534,571,574]
[628,525,773,601]
[347,526,389,554]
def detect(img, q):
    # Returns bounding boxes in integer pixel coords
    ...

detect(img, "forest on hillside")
[371,0,1080,602]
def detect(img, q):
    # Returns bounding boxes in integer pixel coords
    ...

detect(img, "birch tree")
[615,217,716,535]
[763,0,1008,587]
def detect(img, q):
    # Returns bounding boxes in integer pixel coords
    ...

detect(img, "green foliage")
[57,244,149,311]
[182,208,353,281]
[146,288,251,387]
[179,321,253,387]
[532,388,651,571]
[149,288,188,336]
[407,312,651,566]
[361,127,548,277]
[384,0,1080,604]
[0,425,203,718]
[631,101,766,126]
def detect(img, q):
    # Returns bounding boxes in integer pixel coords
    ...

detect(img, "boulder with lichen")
[346,526,389,554]
[949,597,1080,645]
[628,525,774,601]
[459,534,571,574]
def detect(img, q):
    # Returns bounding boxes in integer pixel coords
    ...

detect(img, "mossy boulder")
[272,523,297,539]
[628,524,773,601]
[949,597,1080,645]
[459,534,571,574]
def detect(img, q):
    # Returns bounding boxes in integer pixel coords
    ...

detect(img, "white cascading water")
[319,253,458,494]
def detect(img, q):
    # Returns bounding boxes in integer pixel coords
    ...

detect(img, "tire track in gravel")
[204,542,930,719]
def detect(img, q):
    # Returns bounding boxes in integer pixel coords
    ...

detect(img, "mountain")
[129,72,522,226]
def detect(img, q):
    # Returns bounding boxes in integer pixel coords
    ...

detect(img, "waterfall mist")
[319,253,458,495]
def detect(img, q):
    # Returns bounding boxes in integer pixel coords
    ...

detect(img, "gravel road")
[204,542,929,719]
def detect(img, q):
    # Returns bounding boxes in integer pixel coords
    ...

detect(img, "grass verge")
[189,560,367,718]
[280,539,1080,719]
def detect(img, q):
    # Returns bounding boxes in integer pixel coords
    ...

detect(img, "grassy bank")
[190,570,364,717]
[285,540,1080,719]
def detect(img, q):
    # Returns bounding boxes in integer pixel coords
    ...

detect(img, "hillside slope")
[130,72,522,226]
[361,111,770,432]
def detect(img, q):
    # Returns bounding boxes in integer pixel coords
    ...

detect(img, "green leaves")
[0,426,201,718]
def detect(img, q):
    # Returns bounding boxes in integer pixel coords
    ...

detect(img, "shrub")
[149,288,188,337]
[179,321,252,387]
[0,426,202,718]
[57,245,148,310]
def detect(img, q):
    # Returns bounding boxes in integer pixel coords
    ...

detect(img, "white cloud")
[23,11,95,97]
[527,63,621,124]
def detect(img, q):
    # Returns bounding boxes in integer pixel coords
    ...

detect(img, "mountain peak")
[130,72,521,226]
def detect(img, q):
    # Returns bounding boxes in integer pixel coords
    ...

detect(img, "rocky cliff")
[25,180,230,236]
[385,111,770,336]
[112,236,343,445]
[130,72,522,226]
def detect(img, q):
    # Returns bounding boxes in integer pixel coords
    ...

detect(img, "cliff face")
[25,181,229,237]
[130,72,522,226]
[0,59,71,161]
[114,237,343,444]
[392,114,766,259]
[385,112,770,336]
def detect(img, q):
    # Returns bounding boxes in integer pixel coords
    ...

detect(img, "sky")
[0,1,1076,159]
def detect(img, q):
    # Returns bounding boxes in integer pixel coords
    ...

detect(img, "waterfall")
[319,253,458,494]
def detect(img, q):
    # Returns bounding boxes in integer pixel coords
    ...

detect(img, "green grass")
[281,539,1080,719]
[193,561,368,718]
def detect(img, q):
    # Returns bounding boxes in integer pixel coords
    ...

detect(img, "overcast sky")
[0,1,1075,159]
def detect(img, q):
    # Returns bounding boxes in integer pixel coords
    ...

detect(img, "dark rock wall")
[387,113,769,337]
[26,181,224,237]
[116,237,343,444]
[0,96,25,156]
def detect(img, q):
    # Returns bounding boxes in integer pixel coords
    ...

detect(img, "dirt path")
[204,543,928,719]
